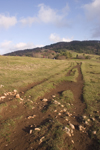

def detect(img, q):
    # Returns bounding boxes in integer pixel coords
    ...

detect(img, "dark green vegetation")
[4,40,100,59]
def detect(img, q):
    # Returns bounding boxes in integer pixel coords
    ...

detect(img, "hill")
[4,40,100,58]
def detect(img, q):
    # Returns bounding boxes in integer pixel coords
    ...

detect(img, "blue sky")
[0,0,100,55]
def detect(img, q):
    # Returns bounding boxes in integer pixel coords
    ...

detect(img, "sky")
[0,0,100,55]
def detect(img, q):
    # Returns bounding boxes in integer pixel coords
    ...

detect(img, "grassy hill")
[4,40,100,58]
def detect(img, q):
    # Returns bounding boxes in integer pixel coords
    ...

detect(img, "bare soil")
[0,63,99,150]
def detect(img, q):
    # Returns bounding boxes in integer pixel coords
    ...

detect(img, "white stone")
[52,95,56,98]
[16,94,20,99]
[14,89,17,93]
[54,110,57,112]
[35,128,40,131]
[39,136,45,144]
[30,130,33,134]
[92,131,96,134]
[69,123,75,130]
[42,98,48,102]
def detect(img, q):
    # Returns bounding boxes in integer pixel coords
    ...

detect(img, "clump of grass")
[10,105,17,109]
[62,90,74,104]
[0,103,7,112]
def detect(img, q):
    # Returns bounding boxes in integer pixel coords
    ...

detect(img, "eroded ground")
[0,64,100,150]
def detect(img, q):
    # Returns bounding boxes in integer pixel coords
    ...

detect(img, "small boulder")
[42,98,48,102]
[16,94,20,99]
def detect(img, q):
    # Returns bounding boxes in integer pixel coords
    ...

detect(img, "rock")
[61,105,64,107]
[14,89,17,93]
[58,113,61,116]
[0,85,4,88]
[69,123,75,130]
[20,98,24,101]
[63,108,67,112]
[83,115,87,119]
[87,119,90,122]
[34,128,41,131]
[32,107,35,109]
[85,121,89,125]
[16,94,20,99]
[79,125,85,132]
[72,140,74,144]
[28,115,36,119]
[58,102,61,105]
[63,127,71,137]
[0,96,6,100]
[42,98,48,102]
[92,131,96,134]
[39,136,45,144]
[60,110,63,113]
[65,117,68,121]
[30,130,33,134]
[54,110,57,112]
[92,118,95,121]
[52,95,56,98]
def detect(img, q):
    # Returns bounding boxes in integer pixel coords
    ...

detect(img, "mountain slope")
[4,40,100,57]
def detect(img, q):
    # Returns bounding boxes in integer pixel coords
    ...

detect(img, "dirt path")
[0,64,98,150]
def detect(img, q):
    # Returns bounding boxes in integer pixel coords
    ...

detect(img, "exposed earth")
[0,64,100,150]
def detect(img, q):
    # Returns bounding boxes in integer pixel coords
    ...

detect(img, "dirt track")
[0,64,99,150]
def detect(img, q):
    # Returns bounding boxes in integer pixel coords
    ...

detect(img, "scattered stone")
[39,136,45,144]
[92,131,96,134]
[68,103,70,106]
[14,89,17,93]
[0,85,4,88]
[54,110,57,112]
[52,95,56,98]
[30,130,33,134]
[72,140,74,144]
[20,98,24,101]
[28,115,36,119]
[16,94,20,99]
[65,117,68,121]
[61,105,64,107]
[63,127,71,137]
[79,125,85,132]
[32,107,35,109]
[87,119,90,122]
[69,123,75,130]
[83,115,87,119]
[85,121,89,125]
[34,128,41,131]
[92,118,95,121]
[60,110,63,113]
[0,96,6,100]
[58,113,61,116]
[42,98,48,102]
[63,108,67,112]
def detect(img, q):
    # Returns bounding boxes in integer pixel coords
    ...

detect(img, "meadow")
[0,55,100,150]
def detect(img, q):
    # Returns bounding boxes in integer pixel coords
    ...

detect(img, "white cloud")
[83,0,100,38]
[20,17,38,26]
[0,14,17,29]
[0,41,43,55]
[49,33,73,43]
[38,4,63,24]
[20,3,70,27]
[84,0,100,20]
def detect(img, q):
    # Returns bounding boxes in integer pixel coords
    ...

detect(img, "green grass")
[0,103,7,112]
[0,56,77,95]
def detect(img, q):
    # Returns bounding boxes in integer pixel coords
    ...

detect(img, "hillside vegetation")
[0,55,100,150]
[4,40,100,58]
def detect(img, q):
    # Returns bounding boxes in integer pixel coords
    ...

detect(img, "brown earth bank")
[0,64,100,150]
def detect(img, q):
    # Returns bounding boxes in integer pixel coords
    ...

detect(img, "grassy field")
[0,55,100,150]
